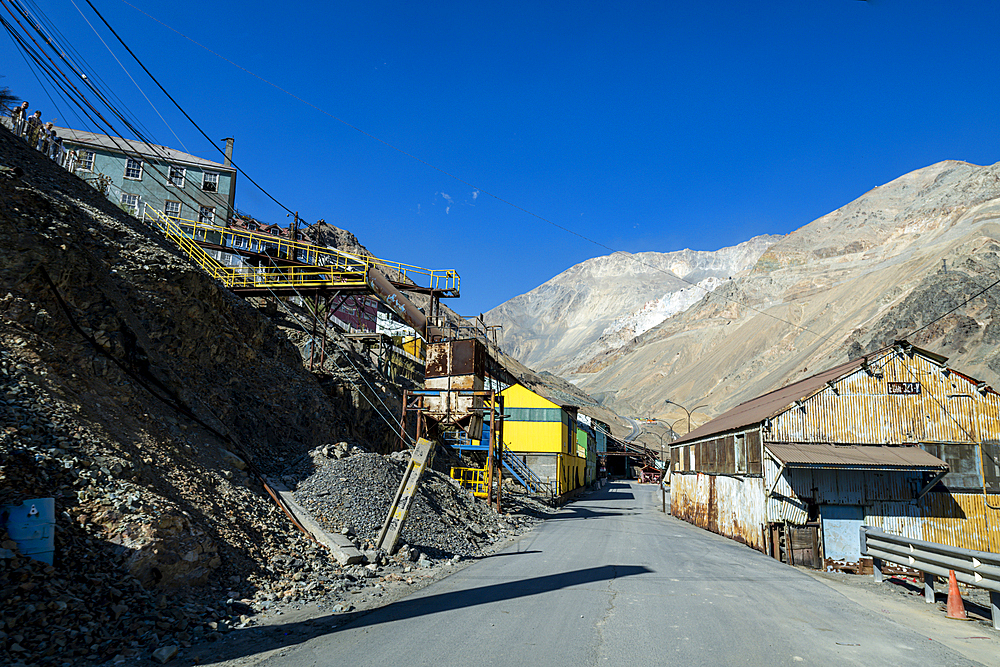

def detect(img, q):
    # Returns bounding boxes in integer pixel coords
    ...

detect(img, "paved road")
[254,483,987,667]
[624,416,640,441]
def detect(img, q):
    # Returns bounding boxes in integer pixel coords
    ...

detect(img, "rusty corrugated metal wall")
[672,347,1000,555]
[671,472,766,551]
[868,493,1000,552]
[769,349,999,445]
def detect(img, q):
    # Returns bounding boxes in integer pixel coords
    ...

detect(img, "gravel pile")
[292,447,539,560]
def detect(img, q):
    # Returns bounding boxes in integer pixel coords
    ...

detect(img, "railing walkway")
[144,207,459,297]
[143,204,369,292]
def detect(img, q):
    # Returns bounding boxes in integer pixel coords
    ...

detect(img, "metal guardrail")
[144,205,370,291]
[860,525,1000,629]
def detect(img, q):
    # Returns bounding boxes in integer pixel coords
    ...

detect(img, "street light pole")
[665,399,708,434]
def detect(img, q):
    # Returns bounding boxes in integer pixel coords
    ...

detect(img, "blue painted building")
[56,126,236,224]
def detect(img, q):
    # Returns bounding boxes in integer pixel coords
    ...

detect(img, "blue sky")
[3,0,999,316]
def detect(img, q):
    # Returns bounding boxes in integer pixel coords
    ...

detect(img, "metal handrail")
[860,525,1000,628]
[501,449,548,495]
[156,216,459,295]
[450,466,488,498]
[143,204,369,290]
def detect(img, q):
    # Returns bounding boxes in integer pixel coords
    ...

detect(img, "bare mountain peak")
[486,235,779,373]
[564,159,1000,423]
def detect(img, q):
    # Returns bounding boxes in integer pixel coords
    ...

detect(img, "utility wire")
[20,0,1000,359]
[112,0,836,345]
[85,0,294,217]
[4,1,235,221]
[907,276,1000,339]
[68,0,190,153]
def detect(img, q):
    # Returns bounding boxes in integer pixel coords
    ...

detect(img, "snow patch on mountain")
[600,277,723,346]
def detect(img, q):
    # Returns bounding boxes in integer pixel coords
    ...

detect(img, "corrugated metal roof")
[765,442,947,469]
[672,340,951,446]
[55,126,234,171]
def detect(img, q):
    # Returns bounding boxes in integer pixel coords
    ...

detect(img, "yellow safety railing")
[142,211,460,295]
[450,466,488,498]
[144,205,229,281]
[142,205,369,291]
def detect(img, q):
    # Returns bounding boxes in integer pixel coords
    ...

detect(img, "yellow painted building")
[501,384,587,495]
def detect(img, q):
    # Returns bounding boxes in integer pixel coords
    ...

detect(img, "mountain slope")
[485,235,779,374]
[571,160,1000,423]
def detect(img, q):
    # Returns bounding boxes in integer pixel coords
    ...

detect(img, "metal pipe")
[367,266,434,339]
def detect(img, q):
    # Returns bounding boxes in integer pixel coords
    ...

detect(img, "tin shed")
[669,341,1000,565]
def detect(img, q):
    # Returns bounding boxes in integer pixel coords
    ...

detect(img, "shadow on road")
[198,564,651,665]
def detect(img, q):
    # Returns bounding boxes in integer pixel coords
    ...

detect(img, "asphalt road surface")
[249,482,989,667]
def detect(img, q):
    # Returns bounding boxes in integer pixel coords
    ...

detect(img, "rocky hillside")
[0,123,552,667]
[564,160,1000,424]
[485,236,779,375]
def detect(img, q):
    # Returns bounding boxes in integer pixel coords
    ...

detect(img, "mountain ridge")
[489,159,1000,427]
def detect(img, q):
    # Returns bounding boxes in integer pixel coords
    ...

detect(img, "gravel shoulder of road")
[182,505,549,667]
[803,568,999,667]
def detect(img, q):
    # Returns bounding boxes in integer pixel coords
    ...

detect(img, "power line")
[19,0,1000,360]
[907,275,1000,340]
[110,0,837,345]
[84,0,294,218]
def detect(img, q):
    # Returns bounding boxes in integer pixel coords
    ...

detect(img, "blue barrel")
[3,498,55,565]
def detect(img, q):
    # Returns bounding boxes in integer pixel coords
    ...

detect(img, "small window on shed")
[124,158,143,180]
[199,206,215,224]
[167,165,185,187]
[921,443,981,491]
[202,171,219,191]
[982,441,1000,493]
[747,430,762,475]
[735,433,747,474]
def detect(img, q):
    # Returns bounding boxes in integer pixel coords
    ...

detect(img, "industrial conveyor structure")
[143,206,459,340]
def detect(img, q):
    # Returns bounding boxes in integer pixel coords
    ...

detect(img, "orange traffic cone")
[945,569,969,621]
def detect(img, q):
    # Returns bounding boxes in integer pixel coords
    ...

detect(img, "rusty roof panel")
[765,443,946,469]
[673,354,864,444]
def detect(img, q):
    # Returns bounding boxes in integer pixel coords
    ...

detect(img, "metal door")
[821,505,864,562]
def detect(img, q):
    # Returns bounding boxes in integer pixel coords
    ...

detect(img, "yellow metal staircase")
[143,205,367,292]
[142,205,459,296]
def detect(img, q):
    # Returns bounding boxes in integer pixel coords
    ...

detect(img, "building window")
[202,172,219,192]
[167,165,185,187]
[78,150,95,171]
[120,193,140,215]
[164,201,181,219]
[124,158,143,180]
[503,407,564,422]
[199,206,215,224]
